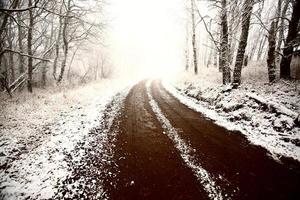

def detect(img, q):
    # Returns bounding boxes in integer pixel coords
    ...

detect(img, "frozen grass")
[0,79,131,199]
[166,64,300,162]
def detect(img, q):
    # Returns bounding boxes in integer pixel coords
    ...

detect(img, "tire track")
[146,80,225,200]
[151,79,300,200]
[104,81,208,200]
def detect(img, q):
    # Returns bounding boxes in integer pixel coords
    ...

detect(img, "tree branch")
[1,49,51,62]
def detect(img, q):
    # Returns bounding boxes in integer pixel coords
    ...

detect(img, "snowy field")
[166,64,300,162]
[0,79,131,199]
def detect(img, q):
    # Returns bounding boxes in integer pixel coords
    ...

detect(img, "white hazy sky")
[106,0,187,79]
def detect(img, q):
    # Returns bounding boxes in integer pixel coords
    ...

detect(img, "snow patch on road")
[146,80,226,200]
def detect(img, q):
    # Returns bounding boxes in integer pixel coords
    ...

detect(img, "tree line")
[0,0,104,96]
[187,0,300,86]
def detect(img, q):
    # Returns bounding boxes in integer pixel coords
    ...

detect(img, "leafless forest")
[185,0,300,84]
[1,0,300,95]
[0,0,108,96]
[0,0,300,199]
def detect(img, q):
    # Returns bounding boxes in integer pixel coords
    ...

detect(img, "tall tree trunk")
[57,0,71,83]
[267,0,282,83]
[53,4,63,80]
[27,0,33,92]
[0,0,20,80]
[0,56,12,97]
[220,0,231,84]
[232,0,254,87]
[280,0,300,79]
[267,21,277,83]
[185,48,189,71]
[8,20,15,83]
[185,22,190,71]
[276,0,290,64]
[218,29,222,72]
[191,0,198,75]
[228,0,239,65]
[213,48,218,67]
[41,63,47,87]
[275,0,282,32]
[206,19,213,68]
[17,12,25,74]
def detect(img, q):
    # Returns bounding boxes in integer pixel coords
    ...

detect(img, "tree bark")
[8,20,15,83]
[185,22,190,71]
[0,56,12,97]
[218,29,222,72]
[267,21,277,83]
[27,0,33,92]
[213,48,218,68]
[53,4,63,80]
[280,0,300,79]
[267,0,282,83]
[228,0,239,65]
[276,0,289,64]
[220,0,231,84]
[17,12,25,74]
[232,0,254,87]
[58,0,71,83]
[191,0,198,75]
[185,40,190,71]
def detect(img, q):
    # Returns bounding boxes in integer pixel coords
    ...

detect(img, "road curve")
[104,80,208,200]
[104,80,300,200]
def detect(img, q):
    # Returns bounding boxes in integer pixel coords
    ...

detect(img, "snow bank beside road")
[54,87,131,199]
[164,73,300,162]
[0,79,131,199]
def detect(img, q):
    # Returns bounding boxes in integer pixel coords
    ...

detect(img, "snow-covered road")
[102,80,300,200]
[1,80,300,200]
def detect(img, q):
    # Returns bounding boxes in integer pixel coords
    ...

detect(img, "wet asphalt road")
[104,80,300,200]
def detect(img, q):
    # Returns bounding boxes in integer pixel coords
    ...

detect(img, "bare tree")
[276,0,290,64]
[191,0,198,75]
[220,0,231,84]
[17,12,25,74]
[267,0,282,83]
[232,0,255,87]
[27,0,34,92]
[0,0,20,94]
[280,0,300,79]
[57,0,72,83]
[52,3,64,80]
[0,0,104,95]
[267,21,277,83]
[185,21,190,71]
[7,19,15,83]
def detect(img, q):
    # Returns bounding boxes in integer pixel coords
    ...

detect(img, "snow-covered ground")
[165,65,300,162]
[0,79,131,199]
